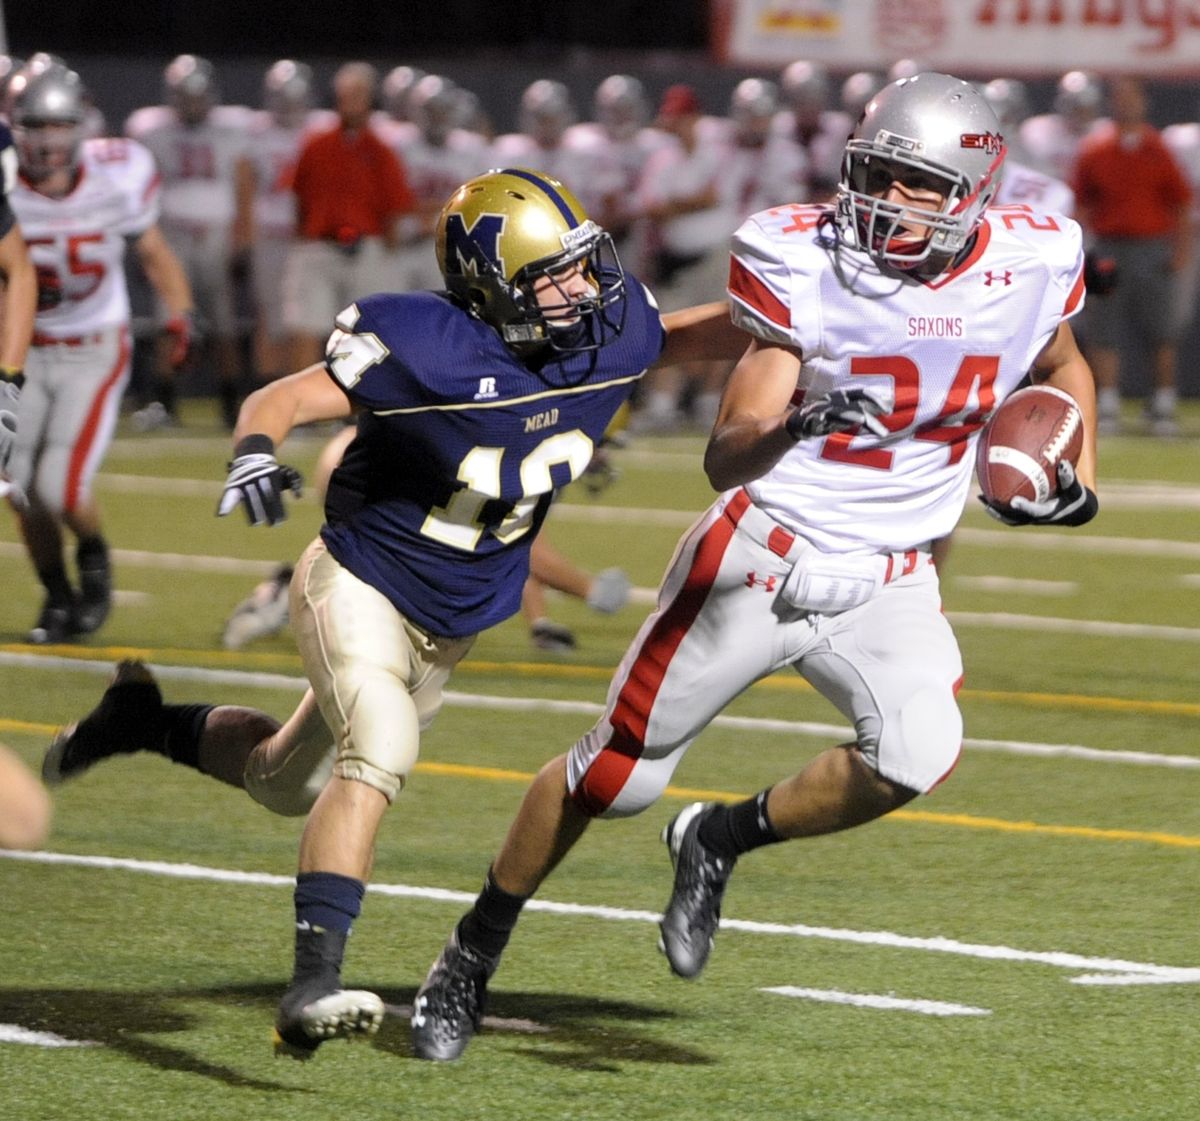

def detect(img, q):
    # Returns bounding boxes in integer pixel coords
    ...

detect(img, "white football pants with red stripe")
[566,488,964,816]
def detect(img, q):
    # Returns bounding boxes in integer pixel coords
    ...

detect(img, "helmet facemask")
[834,73,1005,274]
[14,118,83,181]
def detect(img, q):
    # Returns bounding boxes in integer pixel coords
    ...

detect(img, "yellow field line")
[7,643,1195,719]
[5,716,1197,849]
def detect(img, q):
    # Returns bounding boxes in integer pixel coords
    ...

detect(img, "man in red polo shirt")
[1073,76,1192,436]
[281,61,415,371]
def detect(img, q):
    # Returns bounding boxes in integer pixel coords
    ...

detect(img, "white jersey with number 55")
[11,137,161,337]
[727,202,1085,554]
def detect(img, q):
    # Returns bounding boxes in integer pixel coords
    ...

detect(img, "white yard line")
[953,576,1077,596]
[4,652,1199,770]
[0,1024,97,1048]
[2,848,1195,987]
[761,987,991,1016]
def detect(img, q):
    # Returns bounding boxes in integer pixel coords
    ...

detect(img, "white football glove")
[217,436,303,527]
[0,378,19,473]
[785,387,890,441]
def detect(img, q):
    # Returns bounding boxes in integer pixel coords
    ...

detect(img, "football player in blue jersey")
[41,167,744,1060]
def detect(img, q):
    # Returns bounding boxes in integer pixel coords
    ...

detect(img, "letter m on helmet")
[443,212,506,279]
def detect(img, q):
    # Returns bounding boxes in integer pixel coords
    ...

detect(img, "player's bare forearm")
[702,338,802,491]
[233,365,353,446]
[136,225,193,319]
[0,226,36,371]
[1030,321,1098,490]
[658,301,748,367]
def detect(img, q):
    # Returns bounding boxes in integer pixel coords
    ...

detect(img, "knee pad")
[863,683,962,794]
[244,753,333,817]
[330,667,421,803]
[569,743,673,820]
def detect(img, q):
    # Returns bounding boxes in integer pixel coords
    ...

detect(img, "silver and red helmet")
[165,54,216,125]
[519,80,575,147]
[593,74,647,141]
[263,59,312,128]
[7,60,88,182]
[836,72,1005,270]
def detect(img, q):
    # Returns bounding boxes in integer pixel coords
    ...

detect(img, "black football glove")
[979,460,1098,527]
[216,435,303,526]
[785,387,890,441]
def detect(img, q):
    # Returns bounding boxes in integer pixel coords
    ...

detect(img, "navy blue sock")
[294,871,365,936]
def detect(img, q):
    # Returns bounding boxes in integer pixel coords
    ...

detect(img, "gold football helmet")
[436,168,626,355]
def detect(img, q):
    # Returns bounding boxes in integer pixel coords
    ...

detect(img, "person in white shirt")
[243,60,332,387]
[1163,112,1200,341]
[563,74,672,275]
[1019,69,1106,182]
[773,60,852,201]
[984,78,1077,216]
[126,54,253,429]
[7,60,192,644]
[411,73,1100,1062]
[383,74,492,293]
[492,79,624,231]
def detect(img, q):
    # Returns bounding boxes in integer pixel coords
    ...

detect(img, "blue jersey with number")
[320,279,664,638]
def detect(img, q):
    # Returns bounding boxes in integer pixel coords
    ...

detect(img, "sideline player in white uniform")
[411,73,1101,1062]
[1019,69,1106,183]
[772,60,852,201]
[0,113,38,499]
[492,80,624,232]
[384,74,492,293]
[244,60,331,386]
[126,54,252,428]
[1163,114,1200,340]
[7,61,193,643]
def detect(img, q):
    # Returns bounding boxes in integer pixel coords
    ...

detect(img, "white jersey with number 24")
[727,202,1085,554]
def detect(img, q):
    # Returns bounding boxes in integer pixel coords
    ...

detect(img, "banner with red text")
[712,1,1200,77]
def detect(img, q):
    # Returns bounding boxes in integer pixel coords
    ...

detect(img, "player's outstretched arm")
[657,301,748,368]
[0,222,36,376]
[218,365,354,526]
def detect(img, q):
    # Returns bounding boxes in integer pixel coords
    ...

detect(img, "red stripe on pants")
[573,491,751,815]
[64,328,130,513]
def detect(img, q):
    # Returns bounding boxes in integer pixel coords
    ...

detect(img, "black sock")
[160,703,216,769]
[37,563,76,607]
[698,789,780,861]
[457,867,529,961]
[76,534,108,570]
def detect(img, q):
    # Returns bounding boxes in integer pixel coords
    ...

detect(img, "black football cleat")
[28,596,81,645]
[411,928,497,1061]
[42,660,164,786]
[658,802,735,980]
[273,977,384,1061]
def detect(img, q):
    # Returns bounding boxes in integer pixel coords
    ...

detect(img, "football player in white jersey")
[772,60,852,201]
[126,54,253,429]
[492,80,625,231]
[1163,113,1200,340]
[984,78,1076,216]
[1019,69,1106,182]
[563,75,672,274]
[0,105,38,506]
[7,61,193,643]
[384,74,492,293]
[244,60,331,386]
[412,72,1100,1062]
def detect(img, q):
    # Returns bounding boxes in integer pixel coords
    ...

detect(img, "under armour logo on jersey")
[475,376,498,400]
[746,572,777,592]
[983,269,1013,287]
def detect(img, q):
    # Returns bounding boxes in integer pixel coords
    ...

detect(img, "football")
[976,385,1084,514]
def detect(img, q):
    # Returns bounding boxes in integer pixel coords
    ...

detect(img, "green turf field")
[2,402,1198,1121]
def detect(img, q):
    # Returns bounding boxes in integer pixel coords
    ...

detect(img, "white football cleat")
[223,564,293,650]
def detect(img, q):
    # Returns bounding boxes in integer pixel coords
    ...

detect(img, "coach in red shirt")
[1073,75,1192,436]
[281,61,416,370]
